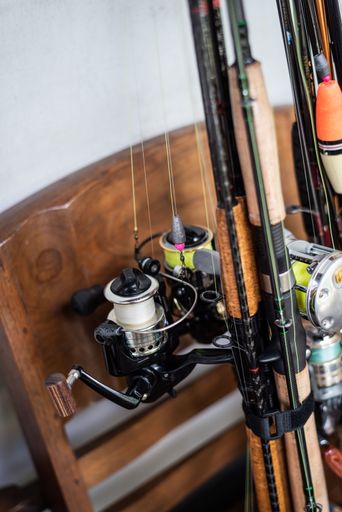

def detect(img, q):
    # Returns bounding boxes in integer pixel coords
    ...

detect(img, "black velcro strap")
[243,392,314,441]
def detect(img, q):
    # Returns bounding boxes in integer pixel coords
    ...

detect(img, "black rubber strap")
[243,392,314,441]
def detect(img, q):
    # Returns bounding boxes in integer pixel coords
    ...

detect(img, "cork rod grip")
[216,197,290,510]
[216,198,260,318]
[228,62,286,226]
[274,366,329,511]
[247,428,291,512]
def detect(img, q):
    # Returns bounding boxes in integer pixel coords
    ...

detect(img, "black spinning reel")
[46,224,232,418]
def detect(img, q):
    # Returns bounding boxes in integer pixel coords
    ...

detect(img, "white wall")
[0,0,299,500]
[0,0,293,215]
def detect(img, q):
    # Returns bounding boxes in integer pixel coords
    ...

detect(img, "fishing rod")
[315,0,334,77]
[276,0,340,249]
[295,0,342,193]
[227,0,329,510]
[188,1,290,510]
[324,0,342,87]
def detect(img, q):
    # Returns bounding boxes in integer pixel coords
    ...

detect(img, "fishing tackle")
[285,231,342,438]
[160,223,213,272]
[228,0,329,509]
[160,223,226,342]
[190,1,294,510]
[286,230,342,332]
[277,0,339,248]
[44,1,342,510]
[46,264,233,418]
[71,219,224,341]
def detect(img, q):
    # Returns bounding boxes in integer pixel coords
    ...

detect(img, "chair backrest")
[0,111,303,511]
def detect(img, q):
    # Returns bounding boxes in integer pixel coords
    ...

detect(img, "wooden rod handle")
[46,373,77,418]
[274,366,329,511]
[228,62,286,226]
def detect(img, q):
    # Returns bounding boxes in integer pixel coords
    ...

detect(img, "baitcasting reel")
[191,231,342,435]
[285,230,342,334]
[285,231,342,436]
[46,262,233,418]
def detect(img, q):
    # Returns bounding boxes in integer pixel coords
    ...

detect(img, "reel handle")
[70,284,105,315]
[45,371,78,418]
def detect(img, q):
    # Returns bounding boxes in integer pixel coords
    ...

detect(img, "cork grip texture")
[275,367,329,511]
[228,62,286,226]
[216,198,260,318]
[247,428,291,512]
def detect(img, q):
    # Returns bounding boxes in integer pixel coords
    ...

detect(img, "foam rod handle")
[274,366,329,511]
[46,373,77,418]
[228,62,286,226]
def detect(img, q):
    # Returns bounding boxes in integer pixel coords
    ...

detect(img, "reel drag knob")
[45,369,79,418]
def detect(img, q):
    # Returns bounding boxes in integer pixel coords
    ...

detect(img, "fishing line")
[178,0,218,273]
[130,146,139,245]
[180,0,251,404]
[152,10,178,217]
[122,6,141,248]
[315,0,333,77]
[126,8,157,257]
[288,0,336,249]
[195,123,220,296]
[276,0,319,243]
[140,142,155,257]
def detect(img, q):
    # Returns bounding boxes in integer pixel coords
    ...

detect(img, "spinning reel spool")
[104,268,168,357]
[159,224,214,272]
[160,224,225,333]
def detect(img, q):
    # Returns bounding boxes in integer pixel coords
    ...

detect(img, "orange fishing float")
[316,79,342,193]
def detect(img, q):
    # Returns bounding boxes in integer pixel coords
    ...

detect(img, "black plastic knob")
[71,284,105,315]
[110,268,151,297]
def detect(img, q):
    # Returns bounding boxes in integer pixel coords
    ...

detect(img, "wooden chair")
[0,124,247,511]
[0,107,306,511]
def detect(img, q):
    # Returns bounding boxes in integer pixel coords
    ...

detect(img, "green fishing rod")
[227,0,328,510]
